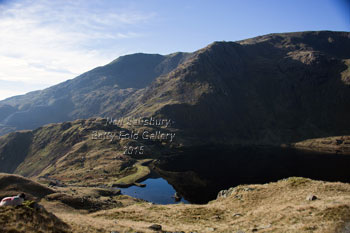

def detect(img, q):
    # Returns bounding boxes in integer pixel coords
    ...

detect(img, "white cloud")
[0,0,154,99]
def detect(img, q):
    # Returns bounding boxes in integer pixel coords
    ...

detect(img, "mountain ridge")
[0,30,349,146]
[125,30,350,145]
[0,52,192,133]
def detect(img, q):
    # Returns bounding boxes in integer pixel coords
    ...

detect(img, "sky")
[0,0,349,100]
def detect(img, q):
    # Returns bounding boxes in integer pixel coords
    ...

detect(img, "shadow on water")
[154,145,350,204]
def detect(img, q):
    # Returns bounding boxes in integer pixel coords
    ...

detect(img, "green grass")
[114,161,151,186]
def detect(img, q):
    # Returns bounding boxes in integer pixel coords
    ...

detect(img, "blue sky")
[0,0,349,100]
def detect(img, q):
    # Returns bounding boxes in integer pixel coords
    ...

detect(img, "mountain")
[128,31,350,145]
[0,52,191,134]
[1,31,350,146]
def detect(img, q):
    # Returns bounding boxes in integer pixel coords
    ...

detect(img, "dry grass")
[2,175,350,232]
[0,204,70,233]
[0,173,55,200]
[78,177,350,233]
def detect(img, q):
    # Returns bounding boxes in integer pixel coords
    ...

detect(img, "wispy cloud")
[0,0,154,100]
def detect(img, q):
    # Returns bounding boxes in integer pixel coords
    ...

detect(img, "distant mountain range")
[0,52,192,135]
[1,31,350,145]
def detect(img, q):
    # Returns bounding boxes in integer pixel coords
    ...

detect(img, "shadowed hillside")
[127,31,350,145]
[1,31,349,146]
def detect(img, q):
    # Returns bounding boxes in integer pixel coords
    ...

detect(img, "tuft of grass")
[22,200,37,209]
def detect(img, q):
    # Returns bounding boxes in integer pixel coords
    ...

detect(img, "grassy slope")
[0,203,71,233]
[0,173,55,200]
[1,174,350,233]
[0,118,164,187]
[0,205,70,233]
[0,173,132,233]
[74,177,350,233]
[0,131,33,173]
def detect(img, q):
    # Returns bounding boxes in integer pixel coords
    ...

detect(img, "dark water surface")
[122,146,350,204]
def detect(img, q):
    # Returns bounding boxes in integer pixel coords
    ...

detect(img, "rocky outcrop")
[292,135,350,154]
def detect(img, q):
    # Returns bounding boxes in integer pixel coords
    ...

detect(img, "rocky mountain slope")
[1,31,349,146]
[128,31,350,145]
[0,52,191,135]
